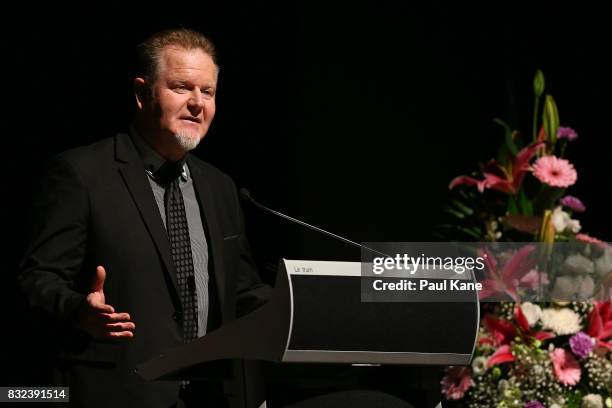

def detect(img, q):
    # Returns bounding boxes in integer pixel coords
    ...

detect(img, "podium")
[137,259,479,406]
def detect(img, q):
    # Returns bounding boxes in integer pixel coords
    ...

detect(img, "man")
[18,28,271,407]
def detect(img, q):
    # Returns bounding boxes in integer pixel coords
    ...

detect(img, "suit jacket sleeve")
[18,155,89,327]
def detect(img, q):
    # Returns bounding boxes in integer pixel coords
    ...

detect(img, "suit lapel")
[187,157,226,312]
[114,134,181,305]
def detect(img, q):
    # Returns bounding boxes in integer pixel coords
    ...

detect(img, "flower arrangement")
[441,301,612,407]
[440,70,602,246]
[439,71,612,407]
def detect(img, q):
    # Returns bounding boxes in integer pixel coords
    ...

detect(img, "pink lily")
[484,306,555,368]
[487,344,515,367]
[478,245,538,302]
[514,304,555,341]
[483,314,516,346]
[449,142,544,195]
[586,301,612,350]
[483,305,554,347]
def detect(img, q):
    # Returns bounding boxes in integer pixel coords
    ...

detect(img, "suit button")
[172,311,183,321]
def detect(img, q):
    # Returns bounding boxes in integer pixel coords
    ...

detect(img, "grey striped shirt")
[130,131,209,337]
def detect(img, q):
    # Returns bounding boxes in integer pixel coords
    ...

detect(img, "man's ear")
[134,77,147,110]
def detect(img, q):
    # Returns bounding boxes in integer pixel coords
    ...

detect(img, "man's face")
[144,46,217,156]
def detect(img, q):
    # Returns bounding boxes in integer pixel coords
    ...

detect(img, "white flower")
[497,379,509,392]
[582,394,604,408]
[552,207,569,232]
[551,275,595,301]
[541,307,582,335]
[471,356,487,376]
[550,396,566,407]
[561,254,595,275]
[520,302,542,327]
[568,219,582,233]
[552,206,582,233]
[595,248,612,277]
[533,364,544,375]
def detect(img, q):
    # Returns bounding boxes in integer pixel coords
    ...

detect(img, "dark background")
[2,3,610,405]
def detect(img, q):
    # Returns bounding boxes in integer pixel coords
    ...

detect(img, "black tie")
[157,162,198,344]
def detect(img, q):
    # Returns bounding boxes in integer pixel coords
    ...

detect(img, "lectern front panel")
[288,275,477,353]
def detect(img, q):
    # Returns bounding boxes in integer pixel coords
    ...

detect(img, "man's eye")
[202,88,215,97]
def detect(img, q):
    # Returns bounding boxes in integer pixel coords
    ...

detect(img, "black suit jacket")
[19,133,271,407]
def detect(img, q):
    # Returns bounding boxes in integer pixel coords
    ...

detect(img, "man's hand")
[76,266,135,339]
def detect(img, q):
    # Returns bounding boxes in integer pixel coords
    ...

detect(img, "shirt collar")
[129,126,189,182]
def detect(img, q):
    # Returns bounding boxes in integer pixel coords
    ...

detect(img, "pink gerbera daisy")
[549,348,581,386]
[576,233,609,249]
[532,156,577,188]
[440,366,473,400]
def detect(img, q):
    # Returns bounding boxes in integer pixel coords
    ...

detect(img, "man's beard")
[174,132,202,151]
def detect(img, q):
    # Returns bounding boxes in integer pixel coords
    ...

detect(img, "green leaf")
[543,94,560,145]
[532,70,544,142]
[533,69,545,97]
[494,118,518,156]
[507,196,519,215]
[431,231,447,240]
[565,390,583,408]
[457,226,484,240]
[450,199,474,216]
[435,224,484,240]
[433,224,483,241]
[533,185,566,214]
[443,206,466,219]
[458,189,477,201]
[518,188,533,215]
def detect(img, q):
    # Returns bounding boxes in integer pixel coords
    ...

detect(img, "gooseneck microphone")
[239,188,391,259]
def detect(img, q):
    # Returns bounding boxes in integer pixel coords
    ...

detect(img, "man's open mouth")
[181,116,201,123]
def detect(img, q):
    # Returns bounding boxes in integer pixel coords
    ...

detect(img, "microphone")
[239,188,391,259]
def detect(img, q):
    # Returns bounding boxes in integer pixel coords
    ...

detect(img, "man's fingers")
[100,312,132,322]
[92,265,106,293]
[105,331,134,339]
[90,302,115,314]
[105,322,136,332]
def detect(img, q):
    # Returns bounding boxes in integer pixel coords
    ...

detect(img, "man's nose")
[187,89,205,109]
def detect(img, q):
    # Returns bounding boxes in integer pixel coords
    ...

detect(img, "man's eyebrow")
[167,78,216,88]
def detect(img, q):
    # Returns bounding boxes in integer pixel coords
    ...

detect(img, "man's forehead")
[160,46,214,67]
[157,46,218,79]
